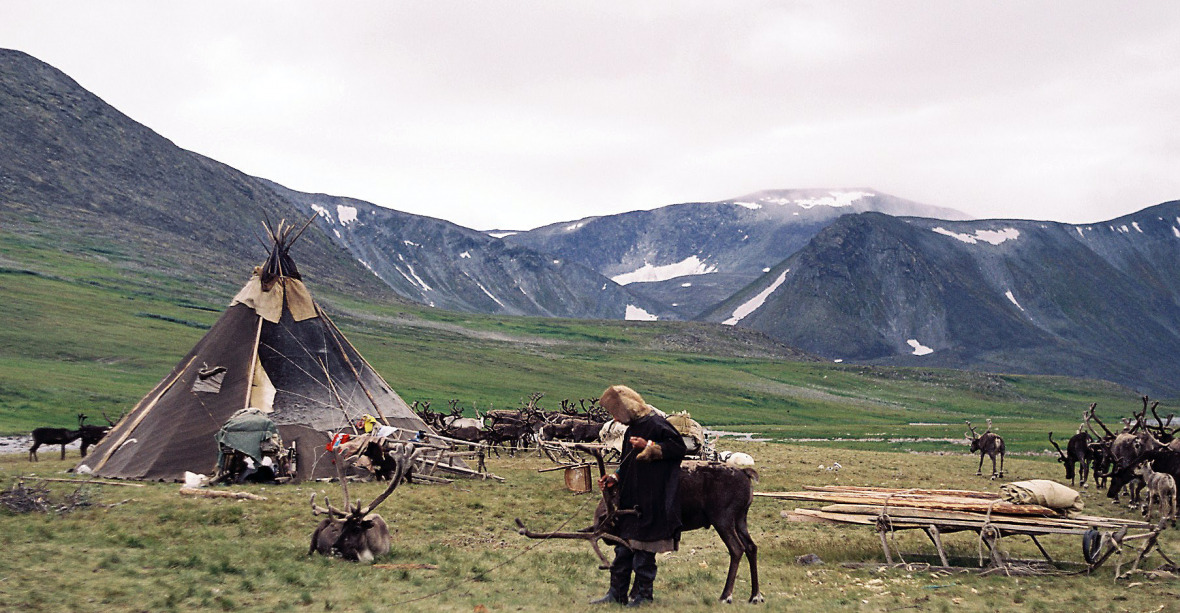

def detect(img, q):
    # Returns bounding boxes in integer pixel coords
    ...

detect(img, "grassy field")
[2,442,1178,613]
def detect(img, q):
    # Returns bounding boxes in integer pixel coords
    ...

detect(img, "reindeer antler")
[965,420,977,439]
[1048,432,1066,460]
[358,445,421,516]
[310,493,348,518]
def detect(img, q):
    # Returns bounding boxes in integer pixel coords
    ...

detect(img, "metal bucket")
[564,464,592,493]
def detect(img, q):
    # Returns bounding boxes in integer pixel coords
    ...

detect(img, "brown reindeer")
[516,448,763,604]
[1049,428,1092,487]
[309,444,419,562]
[966,419,1005,479]
[28,413,88,461]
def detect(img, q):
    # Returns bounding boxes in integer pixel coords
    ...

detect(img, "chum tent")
[76,220,436,482]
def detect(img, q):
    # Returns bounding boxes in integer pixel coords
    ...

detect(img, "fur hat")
[599,385,652,425]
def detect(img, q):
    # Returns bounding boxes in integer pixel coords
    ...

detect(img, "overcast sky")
[5,1,1179,230]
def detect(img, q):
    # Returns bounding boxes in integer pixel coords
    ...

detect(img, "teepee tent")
[77,219,435,482]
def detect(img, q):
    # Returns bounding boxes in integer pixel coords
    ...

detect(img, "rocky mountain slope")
[264,182,664,319]
[700,206,1180,395]
[505,190,969,318]
[0,49,658,319]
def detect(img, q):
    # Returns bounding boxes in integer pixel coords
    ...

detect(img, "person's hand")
[629,436,648,450]
[599,473,618,490]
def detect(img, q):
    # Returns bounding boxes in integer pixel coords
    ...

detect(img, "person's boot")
[591,547,632,604]
[624,586,653,607]
[626,550,656,606]
[589,588,627,605]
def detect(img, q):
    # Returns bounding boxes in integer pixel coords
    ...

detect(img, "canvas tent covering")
[76,220,436,482]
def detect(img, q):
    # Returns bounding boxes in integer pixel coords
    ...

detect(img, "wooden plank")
[757,491,1059,516]
[789,508,1101,536]
[804,485,1002,500]
[817,504,1131,530]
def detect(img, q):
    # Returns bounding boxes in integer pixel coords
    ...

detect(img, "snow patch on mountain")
[722,269,790,326]
[1005,290,1024,311]
[311,203,331,222]
[932,227,1020,245]
[611,256,717,285]
[1133,222,1143,233]
[907,339,934,356]
[733,201,762,210]
[476,282,505,308]
[625,305,658,321]
[460,251,471,259]
[487,231,518,238]
[1173,226,1180,238]
[337,205,358,226]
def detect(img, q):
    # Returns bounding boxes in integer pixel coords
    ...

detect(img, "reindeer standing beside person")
[515,447,763,604]
[966,419,1005,479]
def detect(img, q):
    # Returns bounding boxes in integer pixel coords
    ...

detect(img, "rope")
[976,499,1004,569]
[876,489,917,564]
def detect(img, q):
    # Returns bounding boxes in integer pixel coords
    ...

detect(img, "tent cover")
[76,222,437,481]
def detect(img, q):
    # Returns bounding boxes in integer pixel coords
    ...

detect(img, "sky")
[4,1,1180,231]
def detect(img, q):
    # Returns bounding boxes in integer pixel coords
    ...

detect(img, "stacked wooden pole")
[758,485,1156,568]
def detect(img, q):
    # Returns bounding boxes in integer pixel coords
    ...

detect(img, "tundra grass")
[0,230,1157,455]
[1,442,1177,613]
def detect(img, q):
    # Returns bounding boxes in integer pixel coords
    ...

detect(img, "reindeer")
[1049,428,1092,487]
[516,447,763,604]
[965,419,1005,479]
[77,412,117,458]
[1134,460,1177,527]
[309,444,418,562]
[28,413,87,461]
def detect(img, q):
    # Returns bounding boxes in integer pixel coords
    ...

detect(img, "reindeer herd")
[1043,397,1180,526]
[962,397,1180,526]
[413,393,614,456]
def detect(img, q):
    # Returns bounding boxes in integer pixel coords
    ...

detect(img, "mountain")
[700,206,1180,395]
[505,189,969,318]
[0,48,389,299]
[263,182,665,319]
[0,49,659,320]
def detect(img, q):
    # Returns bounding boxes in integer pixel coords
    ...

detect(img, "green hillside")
[0,228,1148,454]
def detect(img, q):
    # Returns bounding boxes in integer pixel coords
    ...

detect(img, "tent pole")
[317,306,389,424]
[243,315,264,410]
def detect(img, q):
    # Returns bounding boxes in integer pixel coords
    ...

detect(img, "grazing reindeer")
[309,444,419,562]
[28,413,86,461]
[1134,461,1177,527]
[516,448,763,604]
[966,419,1005,479]
[76,412,116,458]
[1049,428,1092,487]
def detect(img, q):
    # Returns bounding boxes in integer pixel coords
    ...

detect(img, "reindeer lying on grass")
[309,443,419,563]
[516,448,763,604]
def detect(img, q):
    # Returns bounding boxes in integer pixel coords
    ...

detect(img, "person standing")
[591,385,687,606]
